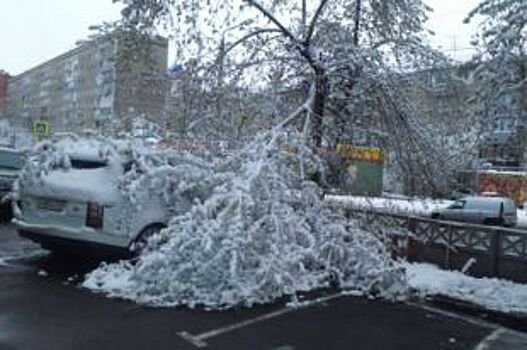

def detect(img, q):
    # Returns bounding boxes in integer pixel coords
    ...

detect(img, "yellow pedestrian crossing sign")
[32,120,50,137]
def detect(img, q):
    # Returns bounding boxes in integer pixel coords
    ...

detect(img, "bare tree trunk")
[312,68,327,148]
[353,0,362,46]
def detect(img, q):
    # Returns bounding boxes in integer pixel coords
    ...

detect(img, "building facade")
[4,34,168,135]
[404,60,527,168]
[0,70,9,113]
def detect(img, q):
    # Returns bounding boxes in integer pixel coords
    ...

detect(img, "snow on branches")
[84,129,407,309]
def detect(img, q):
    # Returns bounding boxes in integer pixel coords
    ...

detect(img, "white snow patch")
[82,261,135,292]
[406,262,527,315]
[325,195,452,216]
[328,195,527,229]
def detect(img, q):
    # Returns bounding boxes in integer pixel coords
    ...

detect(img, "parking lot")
[1,223,527,350]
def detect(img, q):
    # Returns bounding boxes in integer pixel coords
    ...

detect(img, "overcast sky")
[0,0,481,76]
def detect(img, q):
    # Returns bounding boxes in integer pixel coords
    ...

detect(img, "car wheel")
[130,224,165,255]
[483,218,500,226]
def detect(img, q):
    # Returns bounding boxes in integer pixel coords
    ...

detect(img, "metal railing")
[344,208,527,283]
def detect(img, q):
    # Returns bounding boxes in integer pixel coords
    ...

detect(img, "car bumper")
[13,218,130,250]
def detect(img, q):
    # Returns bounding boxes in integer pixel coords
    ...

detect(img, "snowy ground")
[325,195,527,228]
[0,237,46,267]
[406,262,527,316]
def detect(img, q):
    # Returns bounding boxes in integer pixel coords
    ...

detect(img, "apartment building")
[0,70,9,112]
[4,34,168,134]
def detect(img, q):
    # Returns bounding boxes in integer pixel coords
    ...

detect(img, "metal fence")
[345,209,527,283]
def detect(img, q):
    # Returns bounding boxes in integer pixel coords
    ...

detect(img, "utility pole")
[451,35,458,61]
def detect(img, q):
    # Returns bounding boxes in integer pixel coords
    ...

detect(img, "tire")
[130,224,165,255]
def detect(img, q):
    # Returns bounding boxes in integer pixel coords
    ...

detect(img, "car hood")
[22,167,122,205]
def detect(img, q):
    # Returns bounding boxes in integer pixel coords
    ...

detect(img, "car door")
[443,200,466,221]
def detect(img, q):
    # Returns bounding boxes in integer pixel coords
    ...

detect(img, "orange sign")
[336,144,384,163]
[478,172,527,205]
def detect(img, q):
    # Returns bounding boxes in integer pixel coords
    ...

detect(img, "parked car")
[0,147,25,219]
[0,147,24,198]
[431,195,517,227]
[13,139,179,256]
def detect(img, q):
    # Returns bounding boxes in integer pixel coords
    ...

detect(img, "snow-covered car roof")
[18,136,133,205]
[50,137,125,163]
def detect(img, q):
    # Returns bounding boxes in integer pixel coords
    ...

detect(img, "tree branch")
[243,0,300,45]
[244,0,318,71]
[304,0,329,46]
[224,28,282,56]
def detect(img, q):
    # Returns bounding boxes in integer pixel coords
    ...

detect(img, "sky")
[425,0,481,61]
[0,0,481,76]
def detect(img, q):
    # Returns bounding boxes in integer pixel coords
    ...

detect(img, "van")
[431,195,517,227]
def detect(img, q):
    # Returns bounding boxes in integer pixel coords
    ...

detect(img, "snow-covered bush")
[84,130,407,309]
[117,147,221,215]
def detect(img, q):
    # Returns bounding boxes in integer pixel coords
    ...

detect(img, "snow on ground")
[406,262,527,315]
[0,241,47,267]
[324,195,452,216]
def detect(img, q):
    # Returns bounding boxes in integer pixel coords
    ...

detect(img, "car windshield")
[70,159,107,169]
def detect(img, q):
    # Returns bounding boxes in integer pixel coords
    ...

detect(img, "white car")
[431,195,517,227]
[13,138,178,255]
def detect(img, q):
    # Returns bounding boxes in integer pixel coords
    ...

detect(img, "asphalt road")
[1,223,527,350]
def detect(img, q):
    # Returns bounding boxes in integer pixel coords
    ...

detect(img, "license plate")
[37,198,66,211]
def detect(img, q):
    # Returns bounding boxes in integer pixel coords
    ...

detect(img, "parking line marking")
[474,328,506,350]
[178,292,344,348]
[407,301,496,329]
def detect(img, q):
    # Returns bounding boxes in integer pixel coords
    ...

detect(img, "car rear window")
[70,159,107,169]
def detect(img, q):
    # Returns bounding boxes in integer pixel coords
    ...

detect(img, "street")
[1,223,527,350]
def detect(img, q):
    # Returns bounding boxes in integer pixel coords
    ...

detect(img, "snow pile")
[84,131,407,309]
[407,263,527,315]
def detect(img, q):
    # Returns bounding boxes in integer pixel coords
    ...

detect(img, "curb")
[427,294,527,333]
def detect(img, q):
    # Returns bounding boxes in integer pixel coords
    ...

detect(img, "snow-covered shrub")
[84,130,407,309]
[117,147,222,215]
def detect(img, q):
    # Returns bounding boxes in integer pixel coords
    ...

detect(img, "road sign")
[32,120,50,138]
